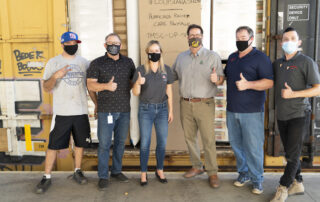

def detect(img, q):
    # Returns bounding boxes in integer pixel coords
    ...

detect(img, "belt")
[182,97,213,103]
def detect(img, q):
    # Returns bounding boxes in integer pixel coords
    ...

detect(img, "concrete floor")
[0,172,319,202]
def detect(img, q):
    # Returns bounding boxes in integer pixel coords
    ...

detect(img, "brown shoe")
[209,175,220,188]
[183,168,204,178]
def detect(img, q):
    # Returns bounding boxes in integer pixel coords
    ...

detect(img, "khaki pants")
[180,98,218,176]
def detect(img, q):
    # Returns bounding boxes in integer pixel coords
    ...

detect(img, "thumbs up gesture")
[281,82,295,99]
[136,72,146,85]
[106,76,117,92]
[235,73,249,91]
[210,68,218,83]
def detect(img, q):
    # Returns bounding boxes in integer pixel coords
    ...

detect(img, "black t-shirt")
[132,65,173,104]
[86,53,136,113]
[273,52,320,120]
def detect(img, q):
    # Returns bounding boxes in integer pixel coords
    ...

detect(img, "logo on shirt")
[85,137,91,143]
[230,57,236,62]
[63,64,85,86]
[161,73,167,82]
[287,65,298,70]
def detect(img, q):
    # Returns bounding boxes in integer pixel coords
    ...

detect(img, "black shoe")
[110,172,129,182]
[155,171,168,184]
[35,176,52,194]
[73,170,88,185]
[140,174,148,186]
[98,179,109,190]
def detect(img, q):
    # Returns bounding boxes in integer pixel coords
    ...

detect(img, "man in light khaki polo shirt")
[172,24,224,188]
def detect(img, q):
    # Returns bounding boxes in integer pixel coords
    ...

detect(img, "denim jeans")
[227,111,265,184]
[277,111,310,187]
[139,101,168,172]
[97,112,130,179]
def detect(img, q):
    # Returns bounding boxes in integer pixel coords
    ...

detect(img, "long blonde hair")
[144,40,166,74]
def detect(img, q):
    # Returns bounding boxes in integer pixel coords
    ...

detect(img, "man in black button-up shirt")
[87,33,135,190]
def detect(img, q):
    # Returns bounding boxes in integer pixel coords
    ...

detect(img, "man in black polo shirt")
[270,27,320,202]
[86,33,135,190]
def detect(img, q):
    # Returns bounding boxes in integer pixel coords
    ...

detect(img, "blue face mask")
[282,41,298,54]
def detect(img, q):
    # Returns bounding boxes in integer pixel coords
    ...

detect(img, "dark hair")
[105,33,121,42]
[282,27,299,38]
[283,27,297,34]
[236,26,254,38]
[187,24,203,36]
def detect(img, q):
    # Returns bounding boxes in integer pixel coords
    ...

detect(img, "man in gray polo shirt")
[172,24,224,188]
[271,27,320,202]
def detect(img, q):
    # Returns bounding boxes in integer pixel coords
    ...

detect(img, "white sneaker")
[252,183,263,195]
[270,185,288,202]
[234,173,250,187]
[288,180,304,196]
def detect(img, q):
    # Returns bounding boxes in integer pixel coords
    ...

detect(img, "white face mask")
[282,41,298,54]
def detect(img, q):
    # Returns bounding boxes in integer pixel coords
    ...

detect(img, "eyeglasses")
[105,42,121,46]
[188,34,202,38]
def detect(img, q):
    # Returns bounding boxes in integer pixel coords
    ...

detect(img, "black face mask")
[188,38,202,48]
[236,39,252,52]
[148,53,161,62]
[106,44,121,55]
[64,44,78,55]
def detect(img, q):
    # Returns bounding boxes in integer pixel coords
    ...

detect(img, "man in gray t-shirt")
[271,27,320,202]
[43,54,90,115]
[35,32,97,194]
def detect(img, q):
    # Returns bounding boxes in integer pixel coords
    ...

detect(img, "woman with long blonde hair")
[132,40,173,186]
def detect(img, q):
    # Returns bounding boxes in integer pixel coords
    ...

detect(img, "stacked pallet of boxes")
[214,85,228,142]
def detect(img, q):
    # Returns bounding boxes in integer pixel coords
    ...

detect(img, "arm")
[132,72,145,96]
[282,83,320,99]
[236,73,273,91]
[245,78,274,91]
[43,76,58,92]
[43,65,70,92]
[215,76,225,86]
[210,53,225,86]
[166,84,173,123]
[236,55,274,91]
[130,81,134,89]
[86,60,117,92]
[88,90,97,106]
[171,60,179,81]
[88,90,98,118]
[87,77,117,92]
[132,82,141,96]
[129,59,136,89]
[210,72,225,86]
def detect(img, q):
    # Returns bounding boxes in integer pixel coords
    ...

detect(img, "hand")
[210,68,218,83]
[168,111,173,124]
[106,76,117,92]
[282,82,295,99]
[53,65,71,79]
[236,73,250,91]
[136,72,145,85]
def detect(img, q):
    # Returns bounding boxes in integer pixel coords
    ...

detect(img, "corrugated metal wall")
[0,0,67,170]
